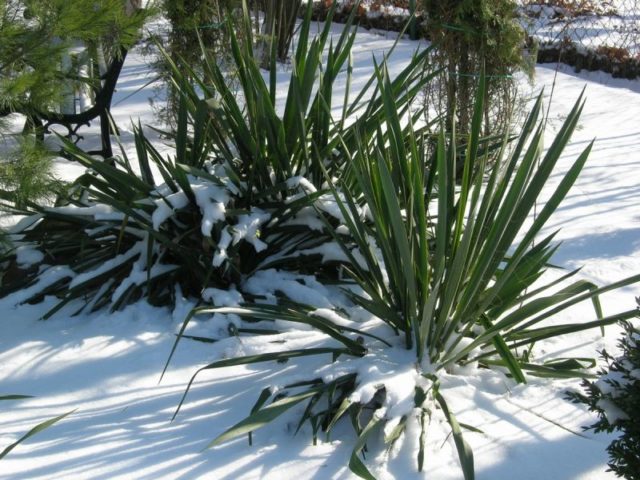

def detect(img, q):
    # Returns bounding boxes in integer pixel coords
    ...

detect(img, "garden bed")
[308,0,640,78]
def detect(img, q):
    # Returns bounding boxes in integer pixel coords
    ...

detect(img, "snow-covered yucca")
[163,5,640,480]
[2,2,639,480]
[1,2,429,316]
[172,73,639,479]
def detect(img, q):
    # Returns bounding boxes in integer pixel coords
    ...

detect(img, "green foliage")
[2,6,639,480]
[0,136,61,208]
[0,395,74,460]
[156,0,237,124]
[0,0,147,115]
[0,0,149,230]
[567,311,640,480]
[423,0,527,69]
[325,71,640,373]
[0,128,323,315]
[0,3,432,318]
[422,0,533,164]
[163,12,638,480]
[155,0,304,124]
[176,74,638,479]
[157,1,433,198]
[255,0,303,63]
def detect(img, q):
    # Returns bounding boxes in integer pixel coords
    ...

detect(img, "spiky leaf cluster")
[2,4,640,480]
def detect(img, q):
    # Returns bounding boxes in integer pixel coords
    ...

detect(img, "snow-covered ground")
[1,24,640,480]
[309,1,640,55]
[519,0,640,55]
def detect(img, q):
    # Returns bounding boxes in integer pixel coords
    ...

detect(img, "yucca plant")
[158,0,436,194]
[2,3,637,479]
[0,2,433,316]
[0,121,337,316]
[170,72,640,479]
[326,69,637,377]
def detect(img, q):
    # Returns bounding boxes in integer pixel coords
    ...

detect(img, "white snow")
[110,261,177,304]
[14,246,44,268]
[2,266,75,307]
[190,178,230,237]
[151,190,189,230]
[243,269,337,309]
[212,227,232,268]
[50,204,127,222]
[201,287,244,307]
[518,0,640,55]
[596,398,629,424]
[68,240,146,290]
[296,242,351,263]
[230,208,271,252]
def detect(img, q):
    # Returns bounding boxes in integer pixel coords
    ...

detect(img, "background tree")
[255,0,302,64]
[155,0,236,126]
[0,0,145,117]
[0,0,147,226]
[422,0,534,177]
[156,0,302,126]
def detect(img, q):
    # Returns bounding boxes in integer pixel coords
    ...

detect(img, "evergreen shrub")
[422,0,534,177]
[567,305,640,480]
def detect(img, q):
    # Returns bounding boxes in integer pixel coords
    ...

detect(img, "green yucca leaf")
[506,309,638,347]
[495,279,604,331]
[0,410,75,460]
[520,358,597,379]
[500,266,583,312]
[542,357,596,369]
[174,348,347,422]
[436,393,474,480]
[349,412,383,480]
[459,423,485,434]
[417,408,427,472]
[326,397,352,435]
[248,387,273,446]
[484,233,560,317]
[175,88,189,166]
[160,302,202,383]
[177,334,219,344]
[384,415,408,447]
[513,137,591,263]
[482,357,597,379]
[433,130,449,285]
[375,150,417,342]
[250,387,273,417]
[207,387,321,449]
[452,67,486,253]
[295,391,324,436]
[511,273,640,334]
[133,120,156,185]
[192,305,370,353]
[59,136,152,196]
[0,395,34,401]
[478,315,526,384]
